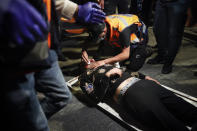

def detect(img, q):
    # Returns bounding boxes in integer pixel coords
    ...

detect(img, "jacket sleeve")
[55,0,78,19]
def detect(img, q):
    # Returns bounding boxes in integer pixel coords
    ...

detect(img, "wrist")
[74,5,79,19]
[103,59,107,64]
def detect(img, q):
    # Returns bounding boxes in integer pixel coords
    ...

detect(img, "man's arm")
[82,50,90,64]
[55,0,78,19]
[103,46,130,64]
[129,71,160,84]
[87,46,130,69]
[55,0,105,23]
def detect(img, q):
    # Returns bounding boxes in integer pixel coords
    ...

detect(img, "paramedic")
[82,14,150,71]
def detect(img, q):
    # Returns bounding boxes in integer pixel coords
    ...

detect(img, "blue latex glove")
[77,2,105,24]
[4,0,48,45]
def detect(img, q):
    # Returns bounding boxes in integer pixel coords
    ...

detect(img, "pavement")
[48,27,197,131]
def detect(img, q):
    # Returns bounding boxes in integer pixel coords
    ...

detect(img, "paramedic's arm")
[87,46,130,69]
[129,71,160,84]
[55,0,78,19]
[81,49,90,64]
[81,38,95,64]
[103,46,130,64]
[145,76,160,85]
[100,24,138,65]
[55,0,105,23]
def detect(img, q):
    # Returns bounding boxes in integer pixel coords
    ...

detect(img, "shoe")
[162,65,172,74]
[145,46,154,57]
[194,71,197,77]
[147,55,165,64]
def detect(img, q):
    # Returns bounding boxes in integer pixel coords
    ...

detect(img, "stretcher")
[66,76,197,131]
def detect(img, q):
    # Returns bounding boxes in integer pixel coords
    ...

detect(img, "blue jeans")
[2,73,49,131]
[35,50,72,119]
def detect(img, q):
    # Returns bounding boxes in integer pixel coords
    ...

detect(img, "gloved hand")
[4,0,48,45]
[77,2,105,24]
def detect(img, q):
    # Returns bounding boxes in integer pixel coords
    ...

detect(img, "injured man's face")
[105,68,122,78]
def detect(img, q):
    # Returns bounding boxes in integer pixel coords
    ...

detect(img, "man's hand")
[145,76,160,85]
[77,2,105,24]
[4,0,48,45]
[82,50,90,64]
[86,60,105,69]
[97,0,104,9]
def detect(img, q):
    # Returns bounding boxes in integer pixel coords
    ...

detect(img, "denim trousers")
[35,50,72,119]
[1,73,49,131]
[1,50,72,130]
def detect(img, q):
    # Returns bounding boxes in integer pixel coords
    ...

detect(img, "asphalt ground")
[48,27,197,131]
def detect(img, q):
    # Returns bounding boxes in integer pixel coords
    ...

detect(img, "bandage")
[87,61,91,65]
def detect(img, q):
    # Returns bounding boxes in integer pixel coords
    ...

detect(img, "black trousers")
[122,80,197,131]
[103,0,130,15]
[153,0,191,66]
[126,45,147,71]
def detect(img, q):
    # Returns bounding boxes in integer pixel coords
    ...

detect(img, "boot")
[162,64,172,74]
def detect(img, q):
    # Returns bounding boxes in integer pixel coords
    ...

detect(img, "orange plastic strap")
[61,17,76,23]
[43,0,51,48]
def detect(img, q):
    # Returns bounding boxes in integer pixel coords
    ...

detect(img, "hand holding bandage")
[86,60,105,69]
[81,50,95,68]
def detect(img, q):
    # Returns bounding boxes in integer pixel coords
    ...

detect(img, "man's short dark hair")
[88,22,106,41]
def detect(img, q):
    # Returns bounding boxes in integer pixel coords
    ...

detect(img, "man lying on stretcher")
[79,59,197,130]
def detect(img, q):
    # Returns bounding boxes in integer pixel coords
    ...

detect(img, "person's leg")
[2,73,49,131]
[162,0,190,74]
[123,80,197,130]
[147,0,168,64]
[35,50,72,119]
[103,0,117,15]
[140,0,154,26]
[117,0,130,14]
[129,0,138,14]
[127,45,147,71]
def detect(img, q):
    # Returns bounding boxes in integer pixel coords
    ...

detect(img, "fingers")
[90,59,95,62]
[91,3,102,10]
[90,9,105,23]
[90,17,104,24]
[13,33,23,45]
[31,24,46,41]
[92,8,106,18]
[100,0,104,9]
[82,54,89,63]
[21,25,36,44]
[28,4,48,34]
[86,63,95,69]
